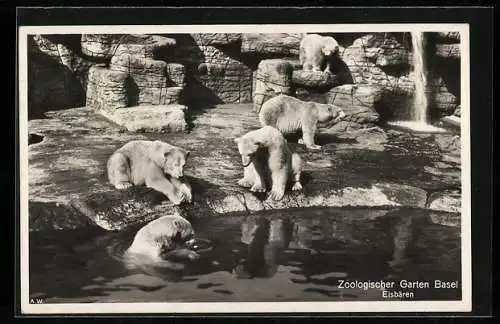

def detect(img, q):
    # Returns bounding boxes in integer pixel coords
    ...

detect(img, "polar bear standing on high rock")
[299,34,340,73]
[234,126,303,201]
[259,94,346,150]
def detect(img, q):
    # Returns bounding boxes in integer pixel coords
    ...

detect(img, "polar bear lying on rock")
[299,33,340,73]
[107,140,192,206]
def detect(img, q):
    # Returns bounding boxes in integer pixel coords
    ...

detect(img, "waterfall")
[388,31,446,133]
[410,32,428,123]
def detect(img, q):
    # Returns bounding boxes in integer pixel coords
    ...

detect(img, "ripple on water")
[29,206,462,303]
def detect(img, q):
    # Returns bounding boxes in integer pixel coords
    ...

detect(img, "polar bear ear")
[162,146,174,157]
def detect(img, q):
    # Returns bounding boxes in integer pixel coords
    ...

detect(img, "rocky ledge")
[28,104,462,232]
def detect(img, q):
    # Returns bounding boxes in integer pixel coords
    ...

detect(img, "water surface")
[29,206,461,303]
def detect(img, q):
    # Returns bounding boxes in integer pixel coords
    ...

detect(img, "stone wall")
[27,32,461,124]
[28,35,93,119]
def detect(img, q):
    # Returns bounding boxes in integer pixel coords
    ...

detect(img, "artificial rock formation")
[292,70,342,89]
[191,33,241,46]
[435,44,460,60]
[430,76,459,116]
[436,32,460,43]
[86,66,129,112]
[81,34,190,132]
[431,31,461,117]
[325,84,383,131]
[350,33,410,67]
[241,33,303,57]
[28,35,93,117]
[29,32,463,126]
[81,34,176,61]
[164,34,253,105]
[100,104,189,133]
[252,59,294,112]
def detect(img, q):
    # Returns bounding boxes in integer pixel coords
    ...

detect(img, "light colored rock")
[81,34,176,61]
[241,33,303,56]
[434,133,461,156]
[86,66,129,112]
[81,34,123,60]
[341,44,415,96]
[191,33,241,46]
[253,59,294,112]
[428,190,461,214]
[454,105,461,117]
[164,86,184,105]
[350,34,409,66]
[292,70,341,89]
[324,84,382,129]
[109,55,169,105]
[193,61,253,104]
[99,104,188,133]
[375,183,428,208]
[166,63,186,87]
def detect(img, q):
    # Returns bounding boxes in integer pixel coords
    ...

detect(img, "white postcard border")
[18,23,472,314]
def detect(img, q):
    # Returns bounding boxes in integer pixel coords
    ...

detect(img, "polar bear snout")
[241,155,252,167]
[322,44,339,57]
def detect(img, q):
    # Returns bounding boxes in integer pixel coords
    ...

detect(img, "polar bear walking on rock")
[107,140,192,206]
[259,94,346,150]
[234,126,303,201]
[300,33,340,73]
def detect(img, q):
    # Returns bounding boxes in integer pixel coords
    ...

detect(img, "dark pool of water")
[29,206,461,303]
[28,133,44,145]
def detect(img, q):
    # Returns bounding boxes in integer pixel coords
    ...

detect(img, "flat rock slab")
[28,105,461,232]
[99,104,189,133]
[427,190,461,214]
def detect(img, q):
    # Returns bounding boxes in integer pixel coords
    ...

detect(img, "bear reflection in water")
[116,208,442,282]
[232,208,427,279]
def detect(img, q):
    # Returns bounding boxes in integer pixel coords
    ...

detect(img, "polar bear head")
[315,103,347,124]
[154,141,190,179]
[321,36,340,57]
[234,136,261,167]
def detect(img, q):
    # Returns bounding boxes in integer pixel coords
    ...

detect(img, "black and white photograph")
[19,22,471,314]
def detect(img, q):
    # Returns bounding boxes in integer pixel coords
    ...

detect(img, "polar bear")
[234,126,303,201]
[125,213,199,262]
[299,33,340,72]
[259,94,346,150]
[107,140,192,206]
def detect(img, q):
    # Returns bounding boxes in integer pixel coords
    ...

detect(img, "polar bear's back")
[127,213,195,258]
[259,95,308,134]
[300,34,325,50]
